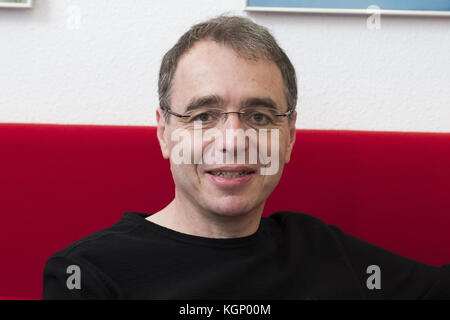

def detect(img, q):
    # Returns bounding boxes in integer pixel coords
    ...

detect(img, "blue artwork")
[247,0,450,12]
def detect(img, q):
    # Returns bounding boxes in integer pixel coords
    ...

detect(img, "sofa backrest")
[1,123,449,299]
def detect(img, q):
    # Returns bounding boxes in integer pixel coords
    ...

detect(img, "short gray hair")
[158,15,297,121]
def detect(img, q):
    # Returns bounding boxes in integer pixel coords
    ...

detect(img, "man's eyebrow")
[185,95,224,113]
[240,97,280,111]
[184,95,281,113]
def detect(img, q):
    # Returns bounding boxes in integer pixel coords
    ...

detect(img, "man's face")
[157,40,296,217]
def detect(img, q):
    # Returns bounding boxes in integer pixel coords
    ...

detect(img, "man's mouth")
[205,167,256,179]
[207,170,255,178]
[204,167,256,188]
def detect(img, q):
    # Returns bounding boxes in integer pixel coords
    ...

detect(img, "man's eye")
[192,112,214,122]
[249,112,270,124]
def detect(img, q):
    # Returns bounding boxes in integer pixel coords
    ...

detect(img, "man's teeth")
[209,171,252,178]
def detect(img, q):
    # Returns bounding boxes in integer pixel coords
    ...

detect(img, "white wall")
[1,0,449,132]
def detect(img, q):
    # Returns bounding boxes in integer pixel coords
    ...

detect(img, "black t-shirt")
[42,211,450,299]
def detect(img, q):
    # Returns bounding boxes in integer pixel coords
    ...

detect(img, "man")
[42,15,450,299]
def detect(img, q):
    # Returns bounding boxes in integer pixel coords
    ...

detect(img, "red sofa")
[1,123,449,299]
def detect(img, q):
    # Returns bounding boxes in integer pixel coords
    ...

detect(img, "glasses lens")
[241,107,281,128]
[183,108,222,128]
[181,107,285,129]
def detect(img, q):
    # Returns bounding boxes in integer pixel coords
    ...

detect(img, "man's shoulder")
[265,210,331,229]
[264,211,340,242]
[45,212,144,263]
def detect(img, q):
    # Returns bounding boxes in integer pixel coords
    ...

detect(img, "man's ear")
[156,107,170,159]
[284,111,297,164]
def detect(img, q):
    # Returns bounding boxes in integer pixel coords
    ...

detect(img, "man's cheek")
[259,129,280,176]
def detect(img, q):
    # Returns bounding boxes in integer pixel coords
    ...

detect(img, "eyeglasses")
[161,105,293,129]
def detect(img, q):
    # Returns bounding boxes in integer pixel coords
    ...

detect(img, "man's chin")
[203,196,260,218]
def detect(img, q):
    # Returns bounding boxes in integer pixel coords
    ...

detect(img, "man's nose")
[219,113,249,158]
[221,112,246,131]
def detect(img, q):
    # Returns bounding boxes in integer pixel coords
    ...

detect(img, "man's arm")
[328,225,450,299]
[42,255,118,300]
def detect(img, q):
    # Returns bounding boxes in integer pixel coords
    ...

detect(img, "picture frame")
[246,0,450,17]
[0,0,32,8]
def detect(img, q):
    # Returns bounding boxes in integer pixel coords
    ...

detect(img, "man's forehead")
[184,95,282,113]
[171,40,286,112]
[177,40,275,74]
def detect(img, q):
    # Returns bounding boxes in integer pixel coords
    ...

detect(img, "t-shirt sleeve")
[328,225,450,299]
[42,255,118,300]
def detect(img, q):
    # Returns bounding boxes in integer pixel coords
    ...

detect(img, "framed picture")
[0,0,32,8]
[246,0,450,16]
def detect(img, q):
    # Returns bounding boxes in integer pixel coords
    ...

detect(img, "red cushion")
[0,297,38,300]
[1,123,449,299]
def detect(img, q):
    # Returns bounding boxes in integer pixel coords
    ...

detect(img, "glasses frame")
[160,105,294,124]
